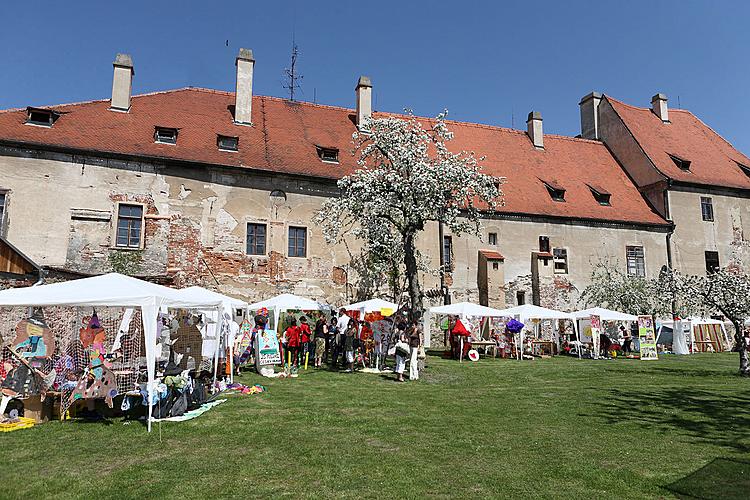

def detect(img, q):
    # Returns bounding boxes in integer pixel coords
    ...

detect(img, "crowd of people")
[238,309,425,382]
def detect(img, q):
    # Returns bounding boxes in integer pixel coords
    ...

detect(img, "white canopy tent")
[658,317,730,354]
[426,302,507,353]
[0,273,222,432]
[571,307,638,322]
[344,298,399,315]
[247,293,326,330]
[176,286,249,382]
[494,304,578,359]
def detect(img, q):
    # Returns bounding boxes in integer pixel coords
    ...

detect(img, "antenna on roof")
[511,108,515,129]
[677,95,681,109]
[282,33,303,101]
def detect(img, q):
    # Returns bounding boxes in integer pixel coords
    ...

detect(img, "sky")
[2,1,749,151]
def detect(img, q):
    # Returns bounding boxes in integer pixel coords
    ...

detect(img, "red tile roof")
[607,97,750,190]
[0,88,667,226]
[479,250,505,260]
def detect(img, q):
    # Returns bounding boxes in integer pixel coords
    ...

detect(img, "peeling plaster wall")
[668,189,750,275]
[0,145,668,308]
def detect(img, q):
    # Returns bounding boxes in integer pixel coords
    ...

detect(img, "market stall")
[572,307,638,357]
[343,298,399,369]
[427,302,506,361]
[657,317,730,354]
[0,273,222,432]
[494,304,577,360]
[176,286,248,382]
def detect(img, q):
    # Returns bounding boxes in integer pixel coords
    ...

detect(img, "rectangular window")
[217,135,239,152]
[316,146,339,163]
[25,107,58,127]
[246,223,267,255]
[705,251,720,274]
[0,192,6,228]
[442,235,453,268]
[115,204,144,249]
[626,246,645,277]
[553,248,568,274]
[288,226,307,258]
[154,127,178,144]
[516,291,526,305]
[701,197,714,222]
[539,236,550,253]
[488,232,497,245]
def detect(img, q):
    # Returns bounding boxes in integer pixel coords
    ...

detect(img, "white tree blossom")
[315,111,504,320]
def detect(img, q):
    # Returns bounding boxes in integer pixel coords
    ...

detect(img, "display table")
[532,341,555,356]
[470,340,497,357]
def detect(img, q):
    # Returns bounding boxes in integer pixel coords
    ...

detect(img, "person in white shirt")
[336,308,350,334]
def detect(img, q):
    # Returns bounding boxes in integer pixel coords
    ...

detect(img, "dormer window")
[587,184,611,206]
[540,179,565,202]
[736,161,750,179]
[217,135,239,152]
[316,146,339,163]
[669,154,691,171]
[25,107,58,127]
[154,127,178,144]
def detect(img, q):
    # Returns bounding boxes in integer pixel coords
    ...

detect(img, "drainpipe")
[438,221,450,305]
[663,182,673,270]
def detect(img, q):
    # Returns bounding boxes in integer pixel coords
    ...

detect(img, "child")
[285,318,300,367]
[299,316,312,368]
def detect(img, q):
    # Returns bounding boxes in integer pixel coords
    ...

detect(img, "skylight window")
[540,180,565,202]
[25,107,58,127]
[217,135,239,152]
[669,154,691,171]
[587,185,611,206]
[316,146,339,163]
[154,127,178,144]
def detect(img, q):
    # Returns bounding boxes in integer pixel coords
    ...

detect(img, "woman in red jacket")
[285,318,301,367]
[299,316,312,368]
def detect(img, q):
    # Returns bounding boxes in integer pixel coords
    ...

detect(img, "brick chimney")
[355,76,372,129]
[579,91,602,140]
[651,93,669,123]
[527,111,544,149]
[234,48,255,125]
[110,53,134,112]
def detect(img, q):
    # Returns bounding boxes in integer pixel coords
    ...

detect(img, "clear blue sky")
[2,1,749,152]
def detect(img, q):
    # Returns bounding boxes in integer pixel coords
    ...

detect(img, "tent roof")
[0,273,221,309]
[429,302,506,317]
[572,307,638,321]
[494,304,575,322]
[179,286,248,308]
[661,317,726,328]
[344,298,399,313]
[247,293,324,312]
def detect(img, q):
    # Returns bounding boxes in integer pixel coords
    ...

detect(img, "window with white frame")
[0,191,6,229]
[700,197,714,222]
[553,248,568,274]
[626,246,645,277]
[115,204,144,248]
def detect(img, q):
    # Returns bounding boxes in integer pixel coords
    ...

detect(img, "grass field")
[2,353,749,499]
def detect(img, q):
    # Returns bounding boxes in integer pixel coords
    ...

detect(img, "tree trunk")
[403,230,423,323]
[733,320,749,376]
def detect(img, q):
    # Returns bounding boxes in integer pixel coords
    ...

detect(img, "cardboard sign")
[590,314,601,359]
[638,315,658,360]
[256,328,281,366]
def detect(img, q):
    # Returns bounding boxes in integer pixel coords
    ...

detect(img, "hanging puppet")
[1,311,56,399]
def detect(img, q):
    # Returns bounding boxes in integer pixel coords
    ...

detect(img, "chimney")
[355,76,372,129]
[579,91,602,140]
[526,111,544,149]
[234,48,255,125]
[110,53,134,112]
[651,93,669,123]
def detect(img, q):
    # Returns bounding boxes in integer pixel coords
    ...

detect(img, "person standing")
[314,316,327,368]
[344,319,357,372]
[285,318,300,368]
[299,316,312,368]
[408,325,423,381]
[620,325,633,354]
[394,327,409,382]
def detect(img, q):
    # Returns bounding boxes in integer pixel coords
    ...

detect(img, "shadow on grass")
[664,457,750,499]
[594,388,750,453]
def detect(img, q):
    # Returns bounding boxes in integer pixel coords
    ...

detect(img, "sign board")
[590,314,601,359]
[638,315,658,360]
[255,328,281,366]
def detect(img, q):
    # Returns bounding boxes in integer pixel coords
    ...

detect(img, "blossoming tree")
[315,112,503,321]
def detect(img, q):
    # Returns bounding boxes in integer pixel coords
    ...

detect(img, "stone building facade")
[1,49,714,311]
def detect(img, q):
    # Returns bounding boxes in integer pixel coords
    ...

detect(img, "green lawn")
[2,353,749,499]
